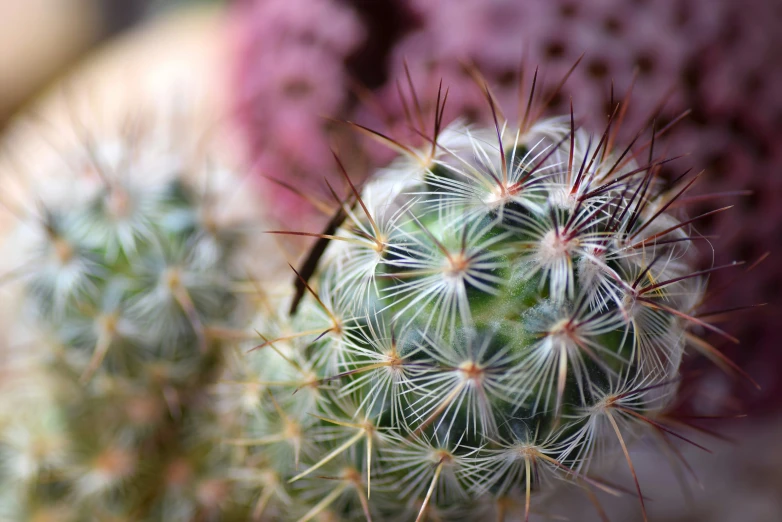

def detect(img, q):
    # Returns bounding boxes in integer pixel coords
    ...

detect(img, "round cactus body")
[234,85,721,521]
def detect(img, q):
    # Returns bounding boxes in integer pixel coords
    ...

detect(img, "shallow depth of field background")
[1,0,780,520]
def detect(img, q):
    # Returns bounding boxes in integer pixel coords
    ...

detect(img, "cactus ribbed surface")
[232,88,718,521]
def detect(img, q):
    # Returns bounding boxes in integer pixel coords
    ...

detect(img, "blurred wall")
[0,0,210,129]
[0,0,103,125]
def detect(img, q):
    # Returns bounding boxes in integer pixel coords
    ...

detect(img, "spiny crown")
[237,78,736,522]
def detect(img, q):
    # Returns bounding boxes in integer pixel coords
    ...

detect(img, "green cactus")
[229,87,729,521]
[0,109,259,521]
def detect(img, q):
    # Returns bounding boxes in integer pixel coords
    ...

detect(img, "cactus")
[0,100,265,521]
[227,77,741,522]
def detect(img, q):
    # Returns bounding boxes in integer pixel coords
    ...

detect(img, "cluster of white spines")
[233,107,714,521]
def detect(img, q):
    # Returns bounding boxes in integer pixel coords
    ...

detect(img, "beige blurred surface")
[0,5,236,229]
[0,0,103,125]
[2,4,231,144]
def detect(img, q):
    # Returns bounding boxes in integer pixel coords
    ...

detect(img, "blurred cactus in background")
[229,0,368,230]
[0,99,260,520]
